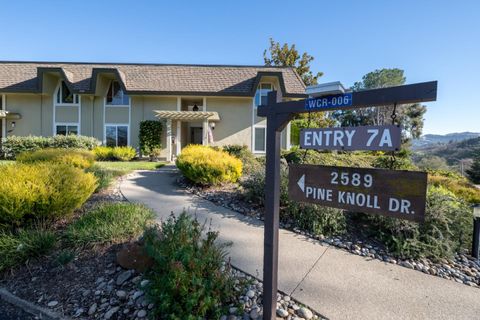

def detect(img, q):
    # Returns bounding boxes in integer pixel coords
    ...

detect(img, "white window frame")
[253,125,267,153]
[103,80,131,146]
[105,80,130,107]
[55,123,80,136]
[254,82,273,108]
[53,81,81,136]
[104,123,130,147]
[251,82,273,153]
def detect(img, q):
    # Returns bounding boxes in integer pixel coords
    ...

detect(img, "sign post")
[257,81,437,320]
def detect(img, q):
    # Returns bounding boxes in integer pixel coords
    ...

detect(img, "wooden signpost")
[257,81,437,320]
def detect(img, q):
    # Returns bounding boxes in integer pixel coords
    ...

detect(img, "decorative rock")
[297,307,314,319]
[276,308,289,317]
[116,243,154,273]
[250,308,260,319]
[116,270,133,286]
[132,290,144,301]
[140,279,150,287]
[88,303,97,315]
[246,290,255,298]
[116,290,127,299]
[47,301,59,307]
[104,306,119,319]
[138,309,147,318]
[401,261,414,269]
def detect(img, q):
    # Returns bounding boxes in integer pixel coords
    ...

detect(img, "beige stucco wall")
[5,94,43,136]
[105,107,129,124]
[206,97,252,149]
[55,106,79,123]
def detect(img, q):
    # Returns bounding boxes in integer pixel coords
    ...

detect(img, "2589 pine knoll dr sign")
[288,164,427,222]
[300,125,401,151]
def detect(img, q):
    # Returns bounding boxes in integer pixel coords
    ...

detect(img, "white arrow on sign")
[297,174,305,192]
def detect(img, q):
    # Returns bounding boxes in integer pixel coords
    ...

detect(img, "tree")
[466,151,480,184]
[332,68,427,139]
[263,38,323,86]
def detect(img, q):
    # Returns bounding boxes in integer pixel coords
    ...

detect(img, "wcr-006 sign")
[288,164,427,222]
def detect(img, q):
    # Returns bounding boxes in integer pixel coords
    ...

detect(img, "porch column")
[176,120,181,155]
[166,119,172,162]
[202,119,209,146]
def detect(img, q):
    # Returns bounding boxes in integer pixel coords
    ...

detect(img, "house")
[0,61,306,160]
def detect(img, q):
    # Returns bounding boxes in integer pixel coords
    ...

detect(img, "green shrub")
[93,146,136,161]
[1,135,100,159]
[176,145,242,185]
[17,148,95,169]
[111,146,136,161]
[283,148,375,167]
[0,227,57,272]
[365,186,473,259]
[93,146,112,161]
[65,203,154,247]
[223,144,261,176]
[0,163,97,226]
[139,120,163,157]
[143,212,236,319]
[428,170,480,203]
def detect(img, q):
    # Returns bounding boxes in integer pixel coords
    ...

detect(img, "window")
[105,125,128,147]
[254,126,266,152]
[56,125,78,136]
[106,81,129,105]
[254,83,273,107]
[56,81,79,104]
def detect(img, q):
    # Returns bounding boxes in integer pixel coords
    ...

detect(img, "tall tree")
[263,38,323,86]
[466,151,480,184]
[332,68,427,139]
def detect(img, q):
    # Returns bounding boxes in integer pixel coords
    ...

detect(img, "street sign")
[305,93,353,110]
[300,125,401,151]
[288,164,427,222]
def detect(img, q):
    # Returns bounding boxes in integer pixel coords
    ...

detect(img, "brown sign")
[288,164,427,222]
[300,125,401,151]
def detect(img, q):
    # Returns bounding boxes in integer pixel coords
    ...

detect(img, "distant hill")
[412,132,480,150]
[413,136,480,166]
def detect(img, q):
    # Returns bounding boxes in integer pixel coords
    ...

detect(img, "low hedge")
[93,146,136,161]
[1,135,100,159]
[176,145,242,185]
[17,148,95,169]
[0,163,97,227]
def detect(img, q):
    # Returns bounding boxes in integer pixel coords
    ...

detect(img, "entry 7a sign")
[300,125,401,151]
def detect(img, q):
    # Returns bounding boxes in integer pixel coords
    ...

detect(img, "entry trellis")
[256,81,437,320]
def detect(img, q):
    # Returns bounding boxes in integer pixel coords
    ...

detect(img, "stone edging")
[0,287,71,320]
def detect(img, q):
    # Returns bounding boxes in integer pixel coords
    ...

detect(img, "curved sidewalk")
[120,166,480,320]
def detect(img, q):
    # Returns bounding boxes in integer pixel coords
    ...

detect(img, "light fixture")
[474,204,480,219]
[306,81,346,97]
[210,122,215,130]
[192,104,199,111]
[11,121,15,128]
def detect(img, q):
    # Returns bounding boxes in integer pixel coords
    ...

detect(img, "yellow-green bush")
[176,145,242,185]
[111,146,136,161]
[428,170,480,203]
[17,148,95,169]
[0,163,97,226]
[93,146,136,161]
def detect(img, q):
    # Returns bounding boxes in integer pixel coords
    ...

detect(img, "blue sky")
[0,1,478,135]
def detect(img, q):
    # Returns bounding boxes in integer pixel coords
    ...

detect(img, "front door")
[190,127,203,145]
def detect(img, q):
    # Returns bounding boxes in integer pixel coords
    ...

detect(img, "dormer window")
[106,80,129,105]
[56,81,79,104]
[254,83,273,107]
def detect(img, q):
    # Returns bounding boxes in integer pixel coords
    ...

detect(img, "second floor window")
[56,81,79,104]
[254,83,273,107]
[107,81,129,105]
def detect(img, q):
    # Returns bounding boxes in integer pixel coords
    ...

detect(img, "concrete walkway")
[120,166,480,320]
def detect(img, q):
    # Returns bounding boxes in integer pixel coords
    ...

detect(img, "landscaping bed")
[178,175,480,289]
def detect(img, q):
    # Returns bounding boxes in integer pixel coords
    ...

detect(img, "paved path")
[120,166,480,320]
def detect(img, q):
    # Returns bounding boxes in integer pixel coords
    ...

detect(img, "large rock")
[116,242,154,273]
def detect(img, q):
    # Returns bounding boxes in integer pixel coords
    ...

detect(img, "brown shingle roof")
[0,61,306,97]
